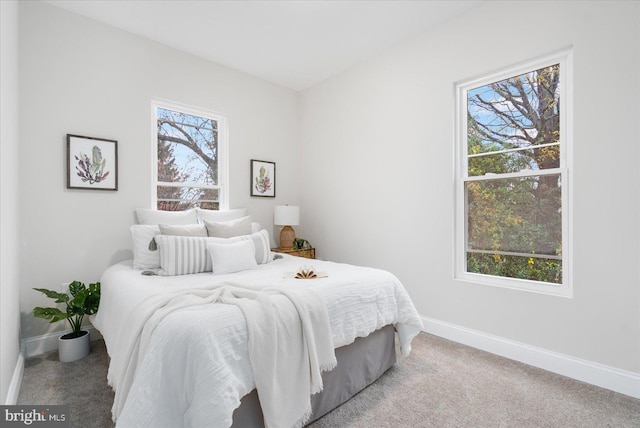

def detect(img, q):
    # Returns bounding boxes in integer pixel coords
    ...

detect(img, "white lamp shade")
[274,205,300,226]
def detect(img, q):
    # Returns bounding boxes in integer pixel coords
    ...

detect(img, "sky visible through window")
[157,107,218,186]
[156,106,220,210]
[467,65,560,176]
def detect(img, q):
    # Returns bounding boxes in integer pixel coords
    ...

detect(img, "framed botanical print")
[67,134,118,191]
[250,159,275,197]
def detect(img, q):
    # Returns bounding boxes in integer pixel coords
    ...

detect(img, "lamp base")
[279,225,296,249]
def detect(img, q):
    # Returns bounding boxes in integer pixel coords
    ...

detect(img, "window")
[152,100,228,211]
[455,50,572,296]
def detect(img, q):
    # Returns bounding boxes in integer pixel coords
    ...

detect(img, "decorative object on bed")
[147,223,208,251]
[131,225,162,269]
[67,134,118,191]
[135,207,197,225]
[204,215,253,238]
[131,223,207,269]
[294,266,326,279]
[33,281,101,362]
[250,159,276,197]
[158,223,207,237]
[154,229,273,276]
[274,204,299,249]
[196,207,247,223]
[130,209,264,271]
[207,240,258,274]
[92,253,423,427]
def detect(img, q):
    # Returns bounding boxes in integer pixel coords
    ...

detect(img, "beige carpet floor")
[17,333,640,427]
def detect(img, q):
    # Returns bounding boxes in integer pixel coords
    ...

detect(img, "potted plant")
[33,280,101,362]
[293,238,311,250]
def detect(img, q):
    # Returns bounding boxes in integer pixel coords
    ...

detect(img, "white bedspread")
[92,255,423,428]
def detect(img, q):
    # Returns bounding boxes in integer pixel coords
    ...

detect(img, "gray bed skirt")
[231,324,397,427]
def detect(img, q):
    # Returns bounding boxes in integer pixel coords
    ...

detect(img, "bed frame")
[231,324,396,426]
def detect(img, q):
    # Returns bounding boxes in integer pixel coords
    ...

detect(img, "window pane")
[157,108,218,185]
[157,186,219,211]
[466,174,562,257]
[466,253,562,284]
[468,144,560,177]
[467,64,560,175]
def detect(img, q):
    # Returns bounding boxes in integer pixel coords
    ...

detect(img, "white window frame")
[454,49,573,297]
[151,99,229,211]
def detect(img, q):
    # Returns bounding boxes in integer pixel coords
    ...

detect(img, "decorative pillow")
[154,230,272,276]
[205,216,252,238]
[196,208,247,224]
[154,235,213,276]
[239,229,272,265]
[207,240,257,274]
[208,230,272,264]
[131,225,161,269]
[159,224,207,237]
[136,208,197,225]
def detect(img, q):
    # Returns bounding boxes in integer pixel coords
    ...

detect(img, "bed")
[92,209,423,428]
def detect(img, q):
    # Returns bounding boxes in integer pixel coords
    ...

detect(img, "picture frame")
[250,159,276,197]
[67,134,118,191]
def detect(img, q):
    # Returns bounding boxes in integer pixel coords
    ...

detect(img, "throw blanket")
[110,284,336,428]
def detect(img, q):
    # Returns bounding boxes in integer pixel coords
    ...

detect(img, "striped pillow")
[236,229,272,265]
[155,229,272,276]
[155,235,213,276]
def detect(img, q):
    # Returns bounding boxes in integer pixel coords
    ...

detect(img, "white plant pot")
[58,330,90,362]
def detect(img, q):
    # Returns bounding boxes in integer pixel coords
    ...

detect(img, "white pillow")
[251,222,261,234]
[159,224,207,237]
[131,225,161,269]
[207,240,257,274]
[196,208,247,224]
[136,208,197,225]
[205,216,252,238]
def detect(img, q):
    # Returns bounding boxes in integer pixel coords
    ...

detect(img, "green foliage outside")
[466,64,562,284]
[467,253,562,283]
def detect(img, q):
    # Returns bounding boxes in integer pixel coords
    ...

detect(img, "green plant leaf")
[84,282,101,315]
[33,288,69,303]
[68,280,84,297]
[33,307,69,323]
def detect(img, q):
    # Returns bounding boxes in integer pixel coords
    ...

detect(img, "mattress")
[92,254,423,427]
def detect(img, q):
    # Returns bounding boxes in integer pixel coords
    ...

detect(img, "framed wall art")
[67,134,118,191]
[250,159,275,197]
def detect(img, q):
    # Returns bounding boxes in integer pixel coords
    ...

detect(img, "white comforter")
[93,255,423,428]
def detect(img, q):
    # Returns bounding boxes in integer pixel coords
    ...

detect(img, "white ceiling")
[45,0,481,91]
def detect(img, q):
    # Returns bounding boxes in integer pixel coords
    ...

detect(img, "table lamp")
[274,205,299,249]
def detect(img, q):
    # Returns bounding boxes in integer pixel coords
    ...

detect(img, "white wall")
[1,0,22,404]
[300,1,640,374]
[18,1,300,338]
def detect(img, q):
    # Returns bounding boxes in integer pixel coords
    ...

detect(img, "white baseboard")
[22,326,104,359]
[422,316,640,399]
[4,354,24,405]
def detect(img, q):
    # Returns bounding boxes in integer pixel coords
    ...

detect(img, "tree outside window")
[154,104,227,211]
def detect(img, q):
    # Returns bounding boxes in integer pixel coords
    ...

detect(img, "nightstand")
[271,247,316,259]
